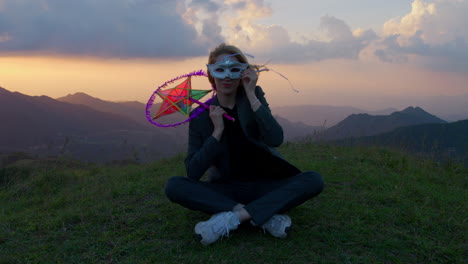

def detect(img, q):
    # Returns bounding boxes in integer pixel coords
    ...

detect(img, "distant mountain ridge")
[340,119,468,165]
[272,105,397,127]
[57,92,320,142]
[322,106,447,140]
[0,87,148,147]
[1,87,463,164]
[57,92,188,139]
[274,115,322,141]
[0,87,184,163]
[57,92,149,126]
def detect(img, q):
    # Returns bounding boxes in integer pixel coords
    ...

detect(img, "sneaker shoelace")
[262,219,275,233]
[262,215,283,233]
[211,215,231,238]
[250,217,278,234]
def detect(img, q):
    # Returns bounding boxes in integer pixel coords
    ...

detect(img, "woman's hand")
[241,67,258,95]
[242,67,262,111]
[209,105,226,141]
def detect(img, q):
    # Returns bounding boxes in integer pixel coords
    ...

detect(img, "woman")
[165,43,324,246]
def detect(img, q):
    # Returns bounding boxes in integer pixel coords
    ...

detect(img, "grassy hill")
[1,143,466,264]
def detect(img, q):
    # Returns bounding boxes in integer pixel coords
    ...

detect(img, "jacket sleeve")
[184,116,224,181]
[252,86,284,147]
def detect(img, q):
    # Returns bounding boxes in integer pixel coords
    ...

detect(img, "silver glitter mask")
[207,55,249,80]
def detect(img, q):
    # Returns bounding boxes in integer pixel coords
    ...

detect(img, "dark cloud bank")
[0,0,209,58]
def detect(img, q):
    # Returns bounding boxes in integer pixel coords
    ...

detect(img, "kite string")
[238,52,299,93]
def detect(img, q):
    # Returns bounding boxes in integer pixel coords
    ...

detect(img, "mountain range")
[0,88,147,147]
[272,105,397,127]
[321,106,447,140]
[1,87,465,164]
[56,92,189,146]
[339,119,468,165]
[56,92,321,143]
[0,87,185,163]
[57,92,150,126]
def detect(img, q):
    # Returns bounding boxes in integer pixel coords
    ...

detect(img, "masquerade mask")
[207,55,249,80]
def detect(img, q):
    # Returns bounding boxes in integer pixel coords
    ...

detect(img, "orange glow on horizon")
[1,54,467,110]
[0,54,209,102]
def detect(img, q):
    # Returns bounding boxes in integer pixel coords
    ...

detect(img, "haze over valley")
[1,87,466,165]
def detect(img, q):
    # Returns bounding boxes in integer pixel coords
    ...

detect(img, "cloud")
[0,0,370,63]
[183,0,224,45]
[0,0,218,58]
[210,0,377,63]
[4,0,464,73]
[255,17,377,64]
[377,0,468,72]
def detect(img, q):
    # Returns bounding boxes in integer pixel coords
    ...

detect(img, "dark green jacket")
[185,86,299,181]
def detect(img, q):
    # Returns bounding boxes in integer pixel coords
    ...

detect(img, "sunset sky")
[1,0,467,114]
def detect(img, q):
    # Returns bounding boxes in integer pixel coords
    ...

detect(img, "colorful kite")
[145,70,234,127]
[146,54,297,127]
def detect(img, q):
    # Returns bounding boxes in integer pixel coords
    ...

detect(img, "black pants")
[164,171,324,225]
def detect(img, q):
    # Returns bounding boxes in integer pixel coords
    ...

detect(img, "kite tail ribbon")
[256,68,299,93]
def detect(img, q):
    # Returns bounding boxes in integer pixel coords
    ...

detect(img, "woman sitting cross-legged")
[165,43,324,246]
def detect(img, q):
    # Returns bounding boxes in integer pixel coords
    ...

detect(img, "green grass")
[1,143,466,264]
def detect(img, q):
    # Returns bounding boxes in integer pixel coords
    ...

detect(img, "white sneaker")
[194,211,240,246]
[261,214,292,238]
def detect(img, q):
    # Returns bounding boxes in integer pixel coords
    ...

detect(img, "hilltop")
[1,143,465,263]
